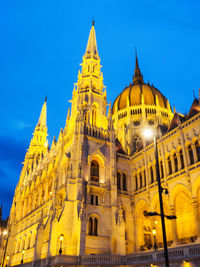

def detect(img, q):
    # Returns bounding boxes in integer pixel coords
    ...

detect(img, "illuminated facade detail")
[1,23,200,267]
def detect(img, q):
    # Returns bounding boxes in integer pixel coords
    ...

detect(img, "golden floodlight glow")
[155,220,158,225]
[3,230,8,236]
[6,256,9,260]
[152,227,156,236]
[60,235,64,241]
[142,128,154,139]
[22,250,25,254]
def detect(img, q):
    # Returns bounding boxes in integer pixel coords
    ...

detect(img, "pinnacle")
[37,99,47,127]
[85,23,98,57]
[133,50,143,84]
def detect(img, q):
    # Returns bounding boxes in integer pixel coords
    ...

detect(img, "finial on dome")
[92,20,95,26]
[45,97,47,102]
[193,89,196,99]
[133,48,143,84]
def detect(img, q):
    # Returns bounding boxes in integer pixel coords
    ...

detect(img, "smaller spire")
[173,105,176,114]
[85,23,98,57]
[193,89,196,99]
[37,99,47,127]
[133,48,143,84]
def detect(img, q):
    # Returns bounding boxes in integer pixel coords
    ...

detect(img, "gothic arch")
[87,214,99,236]
[192,176,200,199]
[150,193,172,245]
[171,184,196,241]
[88,151,106,183]
[135,199,151,251]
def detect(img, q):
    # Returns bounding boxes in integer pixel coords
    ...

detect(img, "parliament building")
[1,23,200,266]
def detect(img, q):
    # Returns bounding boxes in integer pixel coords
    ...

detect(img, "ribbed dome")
[112,53,170,114]
[112,83,168,113]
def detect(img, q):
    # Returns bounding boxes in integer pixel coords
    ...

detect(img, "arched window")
[143,170,146,187]
[139,172,142,188]
[94,218,98,236]
[122,173,127,191]
[150,166,154,183]
[117,171,121,190]
[122,208,126,222]
[179,149,184,169]
[90,160,99,182]
[167,156,172,175]
[160,161,164,178]
[84,111,88,124]
[92,106,97,126]
[88,216,98,236]
[173,153,178,172]
[195,141,200,162]
[188,145,194,165]
[135,175,138,191]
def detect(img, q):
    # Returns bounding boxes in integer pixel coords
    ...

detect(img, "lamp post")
[59,235,64,255]
[1,230,9,267]
[21,250,25,264]
[152,227,157,251]
[143,128,169,267]
[5,256,9,267]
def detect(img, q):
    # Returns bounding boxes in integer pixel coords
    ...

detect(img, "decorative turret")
[68,22,108,131]
[76,21,104,94]
[25,99,48,168]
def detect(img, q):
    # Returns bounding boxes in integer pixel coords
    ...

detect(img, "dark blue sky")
[0,0,200,218]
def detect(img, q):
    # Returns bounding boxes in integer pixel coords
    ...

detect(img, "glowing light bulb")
[143,128,154,139]
[3,230,8,236]
[152,228,156,236]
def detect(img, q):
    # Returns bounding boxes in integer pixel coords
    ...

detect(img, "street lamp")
[59,235,64,255]
[142,127,169,267]
[5,256,9,267]
[152,227,157,251]
[3,231,8,237]
[21,250,25,264]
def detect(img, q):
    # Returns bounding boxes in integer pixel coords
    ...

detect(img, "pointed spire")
[65,107,70,129]
[133,48,143,84]
[25,99,48,166]
[108,101,111,116]
[37,98,47,127]
[173,105,176,114]
[85,22,98,57]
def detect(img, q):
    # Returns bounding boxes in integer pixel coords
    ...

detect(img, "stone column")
[192,199,200,241]
[170,206,178,245]
[192,144,198,163]
[171,154,175,173]
[117,207,126,255]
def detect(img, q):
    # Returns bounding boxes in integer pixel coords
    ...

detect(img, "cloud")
[12,120,31,130]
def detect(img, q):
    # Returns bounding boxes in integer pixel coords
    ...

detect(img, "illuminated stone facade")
[1,23,200,266]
